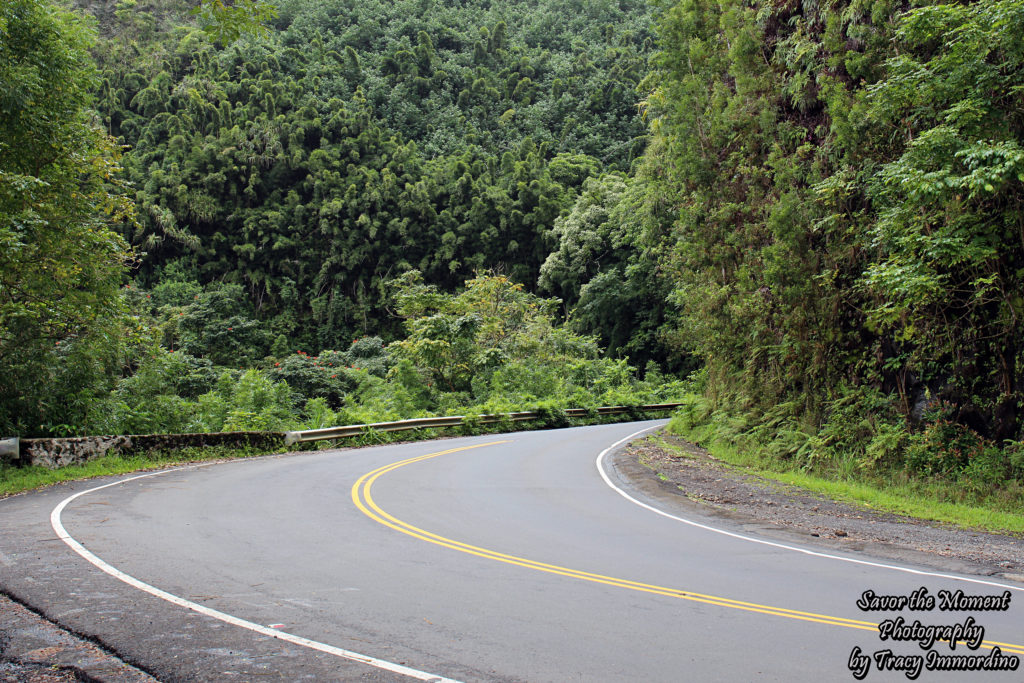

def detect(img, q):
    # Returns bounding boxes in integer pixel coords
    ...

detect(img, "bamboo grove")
[2,0,1023,491]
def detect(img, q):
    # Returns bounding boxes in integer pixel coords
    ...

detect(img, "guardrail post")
[0,437,19,465]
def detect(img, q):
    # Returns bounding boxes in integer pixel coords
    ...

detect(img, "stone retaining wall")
[12,432,283,469]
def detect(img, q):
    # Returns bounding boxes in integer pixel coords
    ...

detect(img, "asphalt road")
[2,420,1023,681]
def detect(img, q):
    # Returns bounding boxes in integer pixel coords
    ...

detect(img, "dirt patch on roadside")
[619,433,1024,582]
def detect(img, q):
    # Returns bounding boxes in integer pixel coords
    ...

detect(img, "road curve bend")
[2,420,1022,681]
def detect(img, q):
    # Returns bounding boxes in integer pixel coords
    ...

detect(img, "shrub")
[301,397,337,430]
[221,369,296,431]
[270,351,356,407]
[905,403,988,476]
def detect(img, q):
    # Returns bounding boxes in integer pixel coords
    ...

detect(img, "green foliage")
[904,402,988,477]
[388,270,598,393]
[642,0,1024,486]
[534,401,570,429]
[0,0,134,435]
[268,351,353,406]
[808,387,908,472]
[177,282,270,366]
[192,0,277,46]
[859,0,1024,441]
[86,346,214,434]
[548,168,684,370]
[301,396,336,431]
[539,173,630,306]
[268,340,387,407]
[640,0,847,410]
[220,368,295,430]
[667,389,1023,515]
[73,0,655,355]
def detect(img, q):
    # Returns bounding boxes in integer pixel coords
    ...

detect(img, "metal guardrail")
[284,403,682,446]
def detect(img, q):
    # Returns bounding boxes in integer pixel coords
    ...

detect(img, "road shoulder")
[612,432,1024,583]
[1,591,156,683]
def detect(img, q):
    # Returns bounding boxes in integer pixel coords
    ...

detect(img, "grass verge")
[666,398,1024,535]
[0,445,280,498]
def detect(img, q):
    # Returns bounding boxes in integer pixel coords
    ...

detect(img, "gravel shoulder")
[617,432,1024,583]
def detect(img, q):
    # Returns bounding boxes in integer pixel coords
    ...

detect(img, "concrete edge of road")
[0,589,158,682]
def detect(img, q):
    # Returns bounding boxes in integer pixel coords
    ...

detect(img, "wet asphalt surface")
[2,421,1023,681]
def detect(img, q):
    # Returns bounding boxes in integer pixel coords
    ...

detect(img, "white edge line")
[597,423,1024,593]
[50,466,460,683]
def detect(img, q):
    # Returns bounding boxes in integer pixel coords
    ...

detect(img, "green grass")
[0,445,279,498]
[665,402,1024,535]
[763,470,1024,533]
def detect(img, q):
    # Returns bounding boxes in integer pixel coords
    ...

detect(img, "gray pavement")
[0,591,156,682]
[2,422,1022,681]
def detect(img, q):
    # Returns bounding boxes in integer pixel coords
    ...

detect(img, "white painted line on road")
[596,423,1024,592]
[50,467,461,683]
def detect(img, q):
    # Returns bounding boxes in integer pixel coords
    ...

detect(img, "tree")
[539,173,630,307]
[387,270,598,393]
[0,0,134,434]
[192,0,278,47]
[861,0,1024,439]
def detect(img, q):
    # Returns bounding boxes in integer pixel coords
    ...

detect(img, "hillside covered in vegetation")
[639,0,1024,492]
[2,0,1023,504]
[3,0,683,438]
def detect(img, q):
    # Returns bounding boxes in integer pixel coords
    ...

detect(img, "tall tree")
[0,0,134,434]
[859,0,1024,439]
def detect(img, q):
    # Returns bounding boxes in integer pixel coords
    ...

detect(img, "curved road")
[2,421,1022,681]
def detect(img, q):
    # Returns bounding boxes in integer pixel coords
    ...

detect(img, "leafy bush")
[1008,441,1024,478]
[905,403,988,477]
[269,351,356,407]
[486,362,564,402]
[178,283,271,367]
[534,401,570,428]
[809,386,907,471]
[957,445,1008,497]
[301,397,336,431]
[346,337,388,377]
[220,369,296,431]
[86,348,215,434]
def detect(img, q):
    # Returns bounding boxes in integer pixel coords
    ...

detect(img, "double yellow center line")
[350,441,1024,654]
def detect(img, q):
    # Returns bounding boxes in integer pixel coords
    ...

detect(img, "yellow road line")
[351,442,1024,655]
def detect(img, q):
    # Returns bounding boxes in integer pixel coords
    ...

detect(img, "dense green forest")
[87,0,659,346]
[642,0,1024,489]
[3,0,1024,498]
[2,0,683,438]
